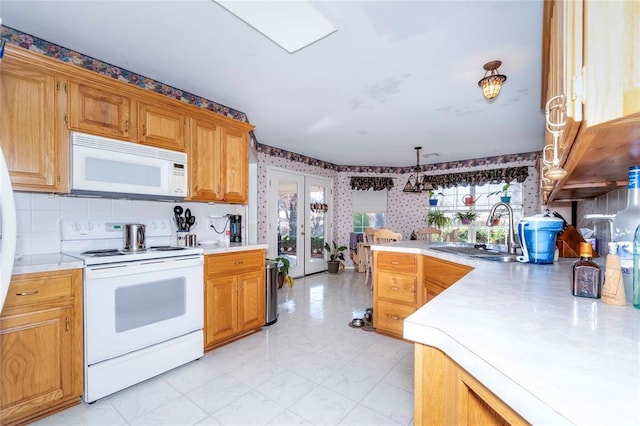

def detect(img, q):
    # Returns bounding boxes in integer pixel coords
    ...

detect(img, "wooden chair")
[362,227,376,287]
[373,228,403,244]
[417,227,442,243]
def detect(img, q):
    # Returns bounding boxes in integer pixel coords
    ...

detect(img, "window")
[433,183,523,245]
[352,189,386,232]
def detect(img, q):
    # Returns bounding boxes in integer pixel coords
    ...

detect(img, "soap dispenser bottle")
[571,242,602,298]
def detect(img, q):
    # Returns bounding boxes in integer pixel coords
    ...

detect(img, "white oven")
[85,255,203,364]
[83,254,203,402]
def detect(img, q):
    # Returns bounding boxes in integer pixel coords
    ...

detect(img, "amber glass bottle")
[571,242,602,298]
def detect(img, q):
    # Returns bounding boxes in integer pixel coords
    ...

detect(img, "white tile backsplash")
[31,193,62,210]
[15,194,247,255]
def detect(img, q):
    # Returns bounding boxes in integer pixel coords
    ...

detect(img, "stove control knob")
[72,222,81,232]
[86,222,95,231]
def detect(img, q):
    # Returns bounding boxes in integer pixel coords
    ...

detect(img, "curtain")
[423,166,529,189]
[350,177,394,191]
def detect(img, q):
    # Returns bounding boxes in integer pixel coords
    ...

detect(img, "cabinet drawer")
[374,300,416,336]
[3,270,77,311]
[423,256,471,288]
[376,252,417,274]
[377,272,416,304]
[206,250,264,277]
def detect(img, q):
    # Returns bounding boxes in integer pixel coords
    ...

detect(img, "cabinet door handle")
[125,120,129,131]
[391,261,399,265]
[235,261,244,265]
[390,315,400,320]
[391,286,399,291]
[142,124,146,136]
[16,291,38,296]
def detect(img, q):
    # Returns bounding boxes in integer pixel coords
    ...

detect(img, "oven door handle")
[86,255,203,279]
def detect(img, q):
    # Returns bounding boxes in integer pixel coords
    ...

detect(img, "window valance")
[425,166,529,189]
[350,177,394,191]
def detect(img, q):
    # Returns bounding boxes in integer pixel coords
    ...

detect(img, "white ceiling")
[0,0,545,168]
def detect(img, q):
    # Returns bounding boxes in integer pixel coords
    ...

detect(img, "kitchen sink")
[429,244,518,263]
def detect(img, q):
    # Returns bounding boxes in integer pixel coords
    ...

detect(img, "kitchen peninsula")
[370,240,639,425]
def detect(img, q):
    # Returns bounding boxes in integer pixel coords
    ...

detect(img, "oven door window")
[115,278,186,332]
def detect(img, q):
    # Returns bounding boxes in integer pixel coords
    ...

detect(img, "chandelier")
[402,147,431,193]
[478,60,507,100]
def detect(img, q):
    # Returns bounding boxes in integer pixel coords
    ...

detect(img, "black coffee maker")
[229,215,242,243]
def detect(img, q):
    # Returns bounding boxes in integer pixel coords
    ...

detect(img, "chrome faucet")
[486,202,520,255]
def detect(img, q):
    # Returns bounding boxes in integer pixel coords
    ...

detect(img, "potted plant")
[428,190,444,206]
[272,256,294,288]
[427,209,451,229]
[455,211,478,225]
[489,183,511,203]
[324,240,347,273]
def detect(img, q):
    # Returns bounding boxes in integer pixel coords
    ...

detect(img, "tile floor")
[34,271,415,426]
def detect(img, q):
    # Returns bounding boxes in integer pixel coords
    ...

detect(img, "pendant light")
[403,147,428,193]
[478,60,507,100]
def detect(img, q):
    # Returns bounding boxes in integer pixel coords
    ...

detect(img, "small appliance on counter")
[517,213,564,264]
[230,214,242,243]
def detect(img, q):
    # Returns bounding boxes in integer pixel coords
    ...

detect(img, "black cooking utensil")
[173,206,183,216]
[186,215,196,231]
[184,209,192,231]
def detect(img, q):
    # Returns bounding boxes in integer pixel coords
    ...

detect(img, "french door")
[267,169,332,277]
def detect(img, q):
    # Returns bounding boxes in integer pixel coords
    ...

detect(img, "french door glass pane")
[277,181,299,267]
[308,184,326,259]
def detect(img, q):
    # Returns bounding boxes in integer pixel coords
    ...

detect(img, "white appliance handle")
[0,146,17,310]
[86,255,203,279]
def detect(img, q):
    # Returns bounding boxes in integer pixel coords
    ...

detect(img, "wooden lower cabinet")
[423,255,472,302]
[0,269,83,426]
[373,252,473,338]
[373,251,421,338]
[415,344,529,426]
[204,250,265,350]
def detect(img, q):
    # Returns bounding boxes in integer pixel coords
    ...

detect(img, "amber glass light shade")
[478,60,507,100]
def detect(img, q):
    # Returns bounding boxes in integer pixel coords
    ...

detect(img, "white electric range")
[61,220,204,403]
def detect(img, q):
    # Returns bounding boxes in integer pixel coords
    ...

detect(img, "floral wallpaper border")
[1,25,247,122]
[257,142,539,172]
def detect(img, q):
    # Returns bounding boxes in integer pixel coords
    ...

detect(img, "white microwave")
[71,132,187,201]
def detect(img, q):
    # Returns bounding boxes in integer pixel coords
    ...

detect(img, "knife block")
[556,225,598,258]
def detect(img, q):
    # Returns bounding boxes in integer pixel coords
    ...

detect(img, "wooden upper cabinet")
[0,54,67,192]
[188,113,253,203]
[67,80,133,140]
[223,126,249,204]
[542,0,640,202]
[2,45,254,202]
[584,0,640,126]
[138,101,187,151]
[188,115,224,201]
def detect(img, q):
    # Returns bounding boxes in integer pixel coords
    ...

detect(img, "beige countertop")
[371,240,640,425]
